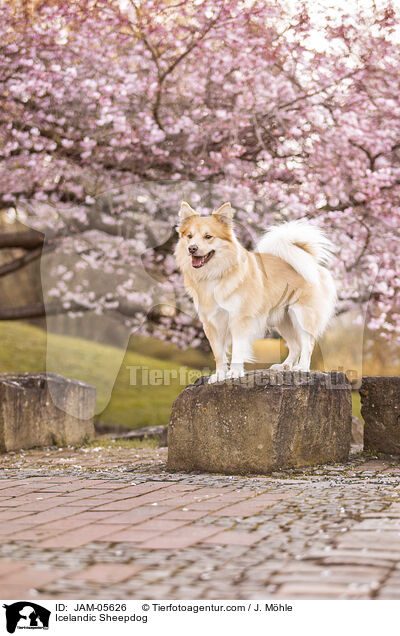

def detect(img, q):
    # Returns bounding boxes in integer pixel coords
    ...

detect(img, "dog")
[175,201,336,383]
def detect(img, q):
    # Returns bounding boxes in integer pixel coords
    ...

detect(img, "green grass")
[0,322,198,429]
[128,334,213,369]
[352,390,363,422]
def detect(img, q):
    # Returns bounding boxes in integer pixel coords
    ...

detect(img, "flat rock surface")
[0,442,400,599]
[169,371,352,474]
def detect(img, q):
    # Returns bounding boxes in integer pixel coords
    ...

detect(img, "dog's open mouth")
[191,250,215,268]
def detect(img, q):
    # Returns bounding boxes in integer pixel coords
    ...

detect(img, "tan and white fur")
[175,201,336,383]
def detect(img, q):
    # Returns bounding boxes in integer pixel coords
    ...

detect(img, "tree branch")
[0,246,43,277]
[0,230,44,250]
[0,299,144,321]
[0,298,102,320]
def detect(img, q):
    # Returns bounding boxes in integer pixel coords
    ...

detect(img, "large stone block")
[168,371,352,475]
[0,373,96,452]
[360,376,400,454]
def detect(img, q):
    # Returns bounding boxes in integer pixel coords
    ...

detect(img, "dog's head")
[175,202,238,277]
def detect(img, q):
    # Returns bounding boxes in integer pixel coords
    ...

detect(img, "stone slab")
[0,373,96,452]
[110,425,168,447]
[360,376,400,454]
[168,370,352,474]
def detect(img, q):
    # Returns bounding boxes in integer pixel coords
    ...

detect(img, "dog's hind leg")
[288,304,316,372]
[269,312,301,370]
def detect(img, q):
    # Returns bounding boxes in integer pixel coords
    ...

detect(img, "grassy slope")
[0,322,194,429]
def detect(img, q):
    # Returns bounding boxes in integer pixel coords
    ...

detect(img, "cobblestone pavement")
[1,442,400,600]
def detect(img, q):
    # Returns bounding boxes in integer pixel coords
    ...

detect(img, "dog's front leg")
[202,313,230,383]
[226,318,254,379]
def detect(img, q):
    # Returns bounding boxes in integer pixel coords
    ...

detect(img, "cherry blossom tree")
[0,0,399,347]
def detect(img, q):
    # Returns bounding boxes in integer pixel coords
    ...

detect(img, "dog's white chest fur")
[198,279,242,319]
[214,282,241,314]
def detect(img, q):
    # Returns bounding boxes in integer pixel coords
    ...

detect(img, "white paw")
[269,363,289,371]
[292,364,310,372]
[208,371,227,384]
[226,367,245,380]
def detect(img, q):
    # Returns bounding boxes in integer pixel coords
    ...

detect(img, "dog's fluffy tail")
[255,219,335,285]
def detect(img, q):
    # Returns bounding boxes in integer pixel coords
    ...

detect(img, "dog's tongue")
[192,254,207,267]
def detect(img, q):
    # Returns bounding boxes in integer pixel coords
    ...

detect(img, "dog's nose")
[188,244,198,254]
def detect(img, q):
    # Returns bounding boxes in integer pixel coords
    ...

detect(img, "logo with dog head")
[3,602,50,633]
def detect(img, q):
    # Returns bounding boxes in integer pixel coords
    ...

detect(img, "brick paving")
[0,442,400,599]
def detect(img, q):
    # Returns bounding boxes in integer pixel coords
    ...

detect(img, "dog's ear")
[179,201,198,220]
[212,202,233,224]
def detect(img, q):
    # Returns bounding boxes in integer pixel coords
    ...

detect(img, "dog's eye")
[204,234,212,240]
[187,233,193,239]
